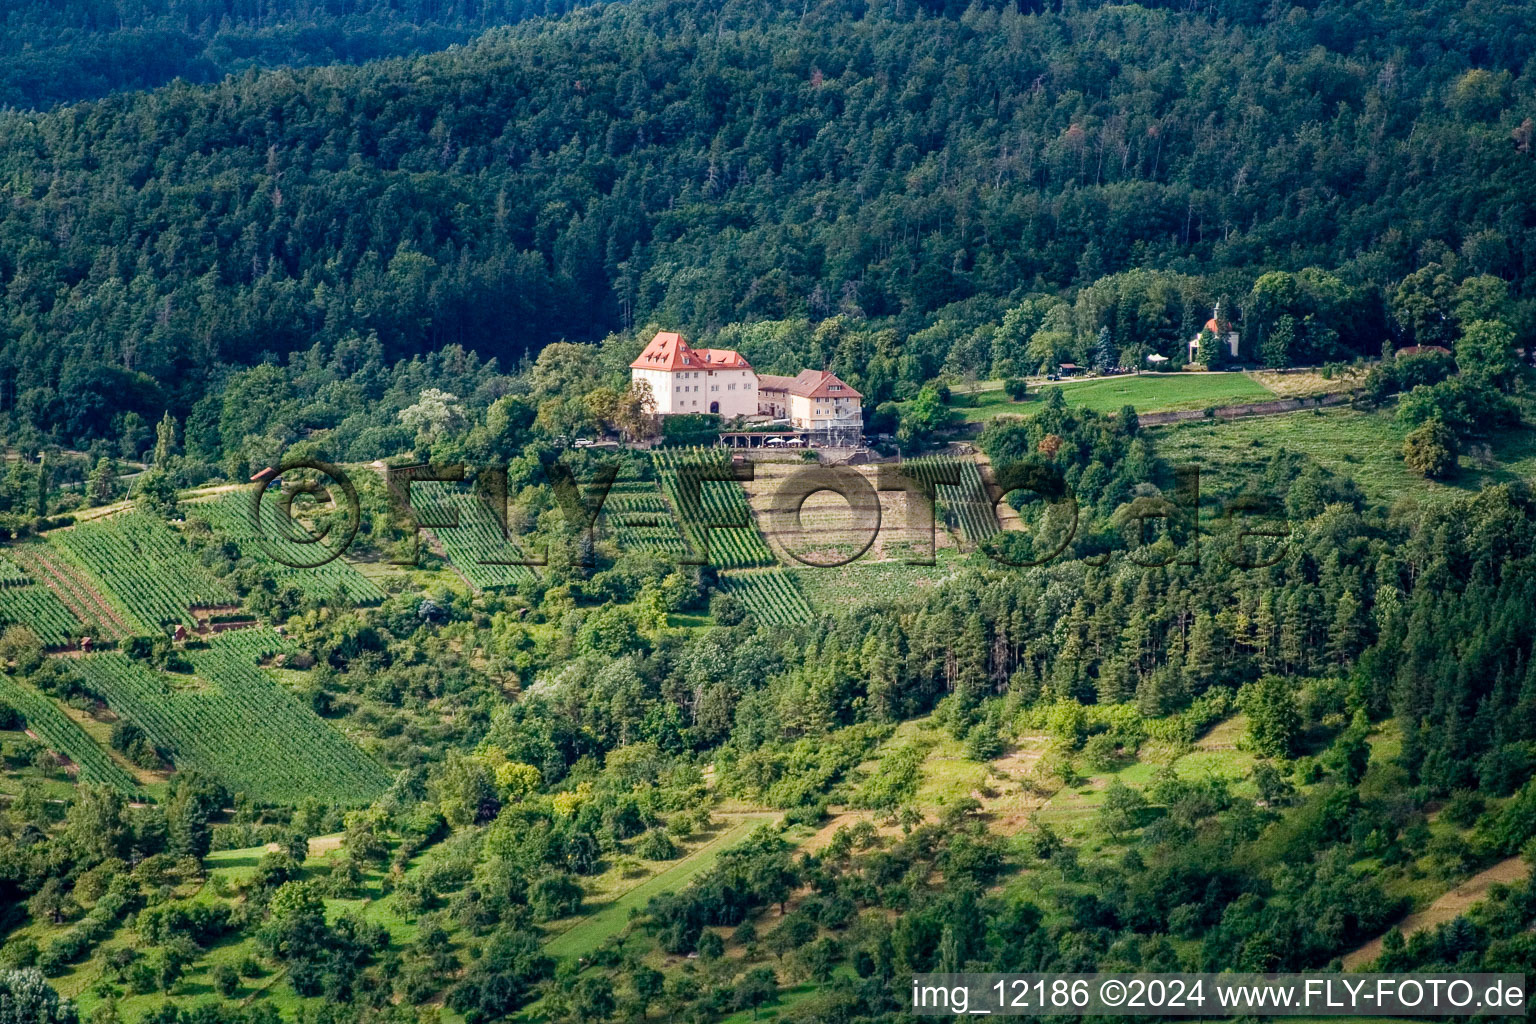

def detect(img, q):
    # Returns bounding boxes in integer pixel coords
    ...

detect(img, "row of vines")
[904,457,1001,544]
[0,554,84,647]
[49,512,236,629]
[593,459,690,560]
[651,448,776,568]
[73,629,388,804]
[717,569,813,626]
[601,481,690,559]
[0,557,29,587]
[190,492,386,606]
[409,481,539,591]
[0,675,140,794]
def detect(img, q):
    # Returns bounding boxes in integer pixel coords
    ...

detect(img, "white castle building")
[630,331,862,440]
[629,331,759,418]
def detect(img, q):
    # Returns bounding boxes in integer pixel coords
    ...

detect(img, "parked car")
[573,438,594,447]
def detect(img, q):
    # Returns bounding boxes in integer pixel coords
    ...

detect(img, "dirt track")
[1341,856,1530,969]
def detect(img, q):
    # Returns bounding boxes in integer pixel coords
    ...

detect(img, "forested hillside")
[0,0,597,109]
[3,0,1536,449]
[3,3,1536,1018]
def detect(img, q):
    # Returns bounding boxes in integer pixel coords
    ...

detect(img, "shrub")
[1082,734,1122,772]
[529,872,583,922]
[1403,420,1457,478]
[635,828,679,861]
[1441,790,1486,828]
[963,720,1005,761]
[696,930,724,961]
[212,964,240,998]
[780,801,826,828]
[0,939,39,970]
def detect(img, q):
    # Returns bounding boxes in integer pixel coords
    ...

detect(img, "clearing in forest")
[944,372,1277,423]
[543,812,778,961]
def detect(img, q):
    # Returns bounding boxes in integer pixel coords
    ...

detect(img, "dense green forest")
[3,0,1536,452]
[0,0,599,109]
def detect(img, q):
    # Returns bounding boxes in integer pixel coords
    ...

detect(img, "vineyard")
[0,557,29,587]
[0,554,85,647]
[190,492,386,605]
[73,629,389,804]
[904,457,1001,545]
[204,625,296,662]
[0,675,140,794]
[651,448,776,568]
[717,569,813,626]
[49,512,237,630]
[790,557,961,614]
[10,544,137,640]
[409,481,540,590]
[595,460,691,560]
[603,483,690,558]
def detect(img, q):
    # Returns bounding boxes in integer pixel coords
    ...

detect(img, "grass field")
[1151,406,1536,507]
[947,372,1277,422]
[1031,717,1258,845]
[543,812,776,961]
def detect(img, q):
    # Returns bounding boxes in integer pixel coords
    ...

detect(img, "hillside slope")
[2,0,1535,446]
[0,0,601,109]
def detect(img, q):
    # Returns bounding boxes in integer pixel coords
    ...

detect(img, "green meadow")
[1151,406,1536,507]
[948,373,1277,422]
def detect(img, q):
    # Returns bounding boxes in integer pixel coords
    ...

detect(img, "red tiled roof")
[787,369,861,400]
[630,331,693,371]
[1197,318,1239,337]
[757,374,797,392]
[629,331,752,372]
[696,348,751,369]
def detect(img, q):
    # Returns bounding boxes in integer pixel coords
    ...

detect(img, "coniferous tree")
[1095,327,1116,373]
